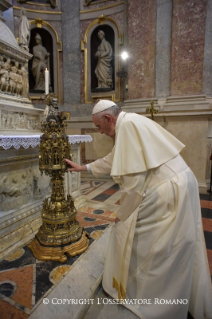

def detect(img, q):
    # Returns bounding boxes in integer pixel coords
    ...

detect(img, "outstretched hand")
[65,159,87,172]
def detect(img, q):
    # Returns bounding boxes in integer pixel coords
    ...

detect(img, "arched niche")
[29,19,62,102]
[91,25,115,91]
[29,28,54,93]
[81,15,123,103]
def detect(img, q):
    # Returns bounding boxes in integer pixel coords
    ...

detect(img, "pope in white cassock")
[65,100,212,319]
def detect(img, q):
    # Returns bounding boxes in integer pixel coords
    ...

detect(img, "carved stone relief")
[0,54,29,97]
[0,111,40,131]
[0,165,51,212]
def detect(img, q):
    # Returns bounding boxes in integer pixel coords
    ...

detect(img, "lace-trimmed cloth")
[0,135,93,150]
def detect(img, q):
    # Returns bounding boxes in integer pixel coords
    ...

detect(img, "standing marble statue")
[19,8,30,51]
[32,33,50,91]
[95,30,113,89]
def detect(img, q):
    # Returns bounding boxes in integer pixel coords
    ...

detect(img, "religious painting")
[91,25,114,92]
[28,28,54,93]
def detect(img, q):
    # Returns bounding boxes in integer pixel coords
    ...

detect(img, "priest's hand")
[114,217,120,223]
[65,159,87,172]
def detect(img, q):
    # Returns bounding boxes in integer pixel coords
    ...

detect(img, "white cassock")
[89,111,212,319]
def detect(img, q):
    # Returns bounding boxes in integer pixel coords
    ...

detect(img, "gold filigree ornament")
[28,94,89,262]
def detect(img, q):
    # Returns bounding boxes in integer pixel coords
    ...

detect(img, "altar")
[0,134,92,260]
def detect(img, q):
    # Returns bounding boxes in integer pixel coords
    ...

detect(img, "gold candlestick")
[146,101,158,120]
[28,94,89,262]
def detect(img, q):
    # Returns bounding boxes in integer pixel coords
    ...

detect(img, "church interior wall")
[156,115,209,193]
[12,0,63,105]
[127,0,156,100]
[0,0,211,263]
[67,0,212,193]
[1,0,211,208]
[170,0,207,96]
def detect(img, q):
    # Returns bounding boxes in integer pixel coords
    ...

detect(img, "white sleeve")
[86,164,91,171]
[89,146,115,177]
[116,172,147,222]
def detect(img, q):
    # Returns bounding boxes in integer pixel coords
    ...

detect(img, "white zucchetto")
[92,100,116,115]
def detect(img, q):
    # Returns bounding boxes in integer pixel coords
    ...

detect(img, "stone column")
[61,0,81,104]
[155,0,172,98]
[203,0,212,96]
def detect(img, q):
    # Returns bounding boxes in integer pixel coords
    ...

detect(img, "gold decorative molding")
[81,15,123,47]
[91,94,115,103]
[34,17,42,28]
[84,0,109,6]
[13,6,61,14]
[24,1,50,6]
[80,1,124,14]
[30,19,62,102]
[28,232,89,262]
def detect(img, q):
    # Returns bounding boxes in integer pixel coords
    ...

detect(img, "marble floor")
[0,179,211,319]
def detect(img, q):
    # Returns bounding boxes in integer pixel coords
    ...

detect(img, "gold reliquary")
[28,94,89,262]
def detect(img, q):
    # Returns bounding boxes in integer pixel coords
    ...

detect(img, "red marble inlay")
[200,200,212,209]
[171,0,207,95]
[77,211,115,222]
[206,249,212,276]
[128,0,156,99]
[0,265,33,309]
[115,199,121,205]
[0,299,29,319]
[202,217,212,233]
[76,213,111,228]
[102,188,118,196]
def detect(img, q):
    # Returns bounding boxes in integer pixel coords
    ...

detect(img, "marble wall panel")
[62,0,81,105]
[156,116,208,190]
[81,128,114,164]
[127,0,156,99]
[171,0,207,96]
[85,132,113,161]
[202,0,212,97]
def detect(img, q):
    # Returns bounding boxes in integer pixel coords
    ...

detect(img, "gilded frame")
[29,19,62,102]
[81,15,123,104]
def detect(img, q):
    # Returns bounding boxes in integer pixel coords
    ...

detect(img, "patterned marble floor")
[0,179,211,319]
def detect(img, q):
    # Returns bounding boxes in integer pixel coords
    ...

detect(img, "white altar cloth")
[0,135,93,150]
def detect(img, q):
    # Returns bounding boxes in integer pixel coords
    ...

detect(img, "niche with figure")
[91,25,114,92]
[29,28,54,93]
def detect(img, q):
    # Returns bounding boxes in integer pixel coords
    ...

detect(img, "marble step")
[83,288,139,319]
[29,225,112,319]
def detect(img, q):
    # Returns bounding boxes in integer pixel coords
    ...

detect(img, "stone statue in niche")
[19,7,30,52]
[95,30,113,89]
[31,33,50,91]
